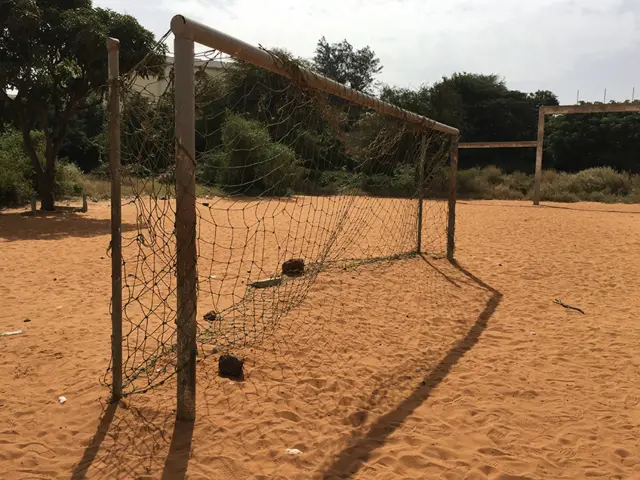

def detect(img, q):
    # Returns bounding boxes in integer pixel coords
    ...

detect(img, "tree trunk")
[37,164,56,211]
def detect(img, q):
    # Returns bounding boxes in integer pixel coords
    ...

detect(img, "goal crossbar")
[459,141,537,149]
[170,15,459,136]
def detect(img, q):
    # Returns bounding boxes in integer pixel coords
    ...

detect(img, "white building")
[130,56,228,99]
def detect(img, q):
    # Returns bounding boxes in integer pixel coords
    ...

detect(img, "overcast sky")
[96,0,640,104]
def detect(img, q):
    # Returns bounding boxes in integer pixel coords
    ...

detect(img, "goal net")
[104,20,458,397]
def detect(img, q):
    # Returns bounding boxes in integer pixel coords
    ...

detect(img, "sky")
[96,0,640,104]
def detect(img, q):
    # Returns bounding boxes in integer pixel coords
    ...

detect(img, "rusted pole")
[107,37,122,401]
[533,108,546,206]
[447,135,459,261]
[174,33,198,422]
[170,15,459,136]
[542,103,640,115]
[416,132,427,254]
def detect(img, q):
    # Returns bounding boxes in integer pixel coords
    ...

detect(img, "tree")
[0,0,166,210]
[59,95,106,172]
[528,90,559,109]
[312,37,383,93]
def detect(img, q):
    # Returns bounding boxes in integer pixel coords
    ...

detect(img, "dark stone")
[203,311,217,322]
[282,258,305,276]
[202,202,210,207]
[219,355,244,380]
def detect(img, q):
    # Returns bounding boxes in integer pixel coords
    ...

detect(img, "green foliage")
[545,104,640,173]
[0,130,34,206]
[121,91,174,175]
[59,97,106,172]
[568,167,631,195]
[0,130,84,206]
[540,167,632,201]
[448,166,639,203]
[313,37,383,93]
[201,113,303,196]
[55,161,84,197]
[0,0,166,209]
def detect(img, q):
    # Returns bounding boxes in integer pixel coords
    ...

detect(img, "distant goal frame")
[457,102,640,205]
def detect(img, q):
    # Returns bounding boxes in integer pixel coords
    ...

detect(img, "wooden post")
[174,34,197,422]
[416,132,427,254]
[533,108,546,206]
[107,37,123,401]
[447,135,459,261]
[30,194,37,215]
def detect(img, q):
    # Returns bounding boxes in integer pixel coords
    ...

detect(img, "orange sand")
[1,198,640,479]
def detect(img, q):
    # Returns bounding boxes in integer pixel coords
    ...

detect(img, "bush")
[504,171,533,195]
[55,161,84,198]
[0,131,34,206]
[491,183,524,200]
[482,165,503,185]
[566,167,631,196]
[0,130,86,207]
[212,113,303,196]
[317,170,363,195]
[457,167,490,198]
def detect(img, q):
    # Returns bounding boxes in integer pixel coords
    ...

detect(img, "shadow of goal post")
[104,15,460,421]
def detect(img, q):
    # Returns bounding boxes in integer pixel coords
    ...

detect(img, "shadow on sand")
[318,259,502,479]
[0,207,136,242]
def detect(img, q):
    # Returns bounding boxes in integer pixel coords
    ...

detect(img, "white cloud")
[96,0,640,103]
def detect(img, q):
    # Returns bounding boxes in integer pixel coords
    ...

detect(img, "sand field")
[1,198,639,479]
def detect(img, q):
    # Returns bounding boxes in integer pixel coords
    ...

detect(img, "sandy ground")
[1,197,640,479]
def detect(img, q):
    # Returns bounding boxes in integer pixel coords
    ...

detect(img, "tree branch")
[20,122,44,176]
[50,91,82,166]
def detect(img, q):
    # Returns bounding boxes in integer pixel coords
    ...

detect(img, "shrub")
[566,167,631,196]
[0,131,35,206]
[56,161,84,198]
[213,113,302,196]
[631,174,640,195]
[318,170,363,195]
[491,184,524,200]
[539,175,580,202]
[504,171,533,195]
[482,165,503,185]
[0,130,87,207]
[457,167,490,198]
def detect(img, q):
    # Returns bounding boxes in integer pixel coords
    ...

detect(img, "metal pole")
[107,37,122,401]
[533,108,546,206]
[446,135,459,261]
[174,34,197,422]
[416,132,427,254]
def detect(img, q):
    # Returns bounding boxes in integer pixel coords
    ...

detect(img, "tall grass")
[453,166,639,203]
[16,165,640,206]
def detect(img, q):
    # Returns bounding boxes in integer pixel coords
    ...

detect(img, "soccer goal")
[105,15,460,420]
[533,103,640,205]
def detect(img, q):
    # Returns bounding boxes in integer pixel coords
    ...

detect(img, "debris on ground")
[218,355,244,379]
